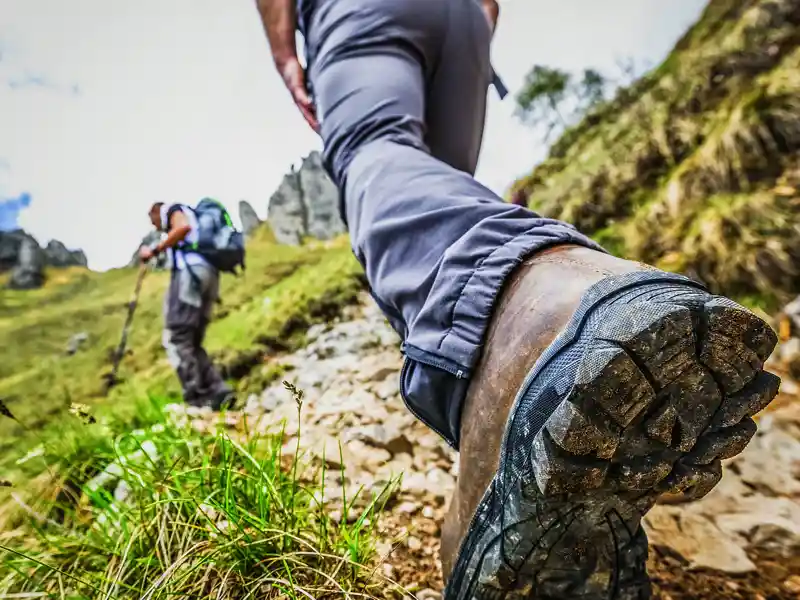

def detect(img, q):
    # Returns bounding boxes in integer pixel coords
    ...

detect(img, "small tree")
[578,68,607,108]
[517,63,655,143]
[515,66,572,140]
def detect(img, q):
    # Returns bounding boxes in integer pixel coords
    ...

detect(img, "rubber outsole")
[444,272,780,600]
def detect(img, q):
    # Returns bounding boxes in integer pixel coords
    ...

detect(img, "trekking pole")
[104,263,147,392]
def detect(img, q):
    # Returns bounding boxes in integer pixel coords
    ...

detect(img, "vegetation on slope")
[0,387,399,599]
[0,226,364,482]
[513,0,800,310]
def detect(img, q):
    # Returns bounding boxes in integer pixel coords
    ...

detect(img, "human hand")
[278,56,319,133]
[138,245,155,263]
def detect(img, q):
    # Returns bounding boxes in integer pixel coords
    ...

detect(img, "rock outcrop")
[267,151,345,245]
[238,200,262,236]
[0,230,36,272]
[8,237,46,290]
[44,240,88,268]
[1,229,88,289]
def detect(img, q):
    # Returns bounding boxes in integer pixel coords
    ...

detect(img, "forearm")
[256,0,298,68]
[155,226,191,254]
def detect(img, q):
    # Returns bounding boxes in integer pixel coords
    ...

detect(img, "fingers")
[279,58,320,133]
[292,88,319,132]
[297,99,320,132]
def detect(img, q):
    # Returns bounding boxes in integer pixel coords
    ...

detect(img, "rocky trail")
[170,294,800,599]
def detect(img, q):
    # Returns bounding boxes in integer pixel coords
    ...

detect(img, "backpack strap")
[491,68,508,99]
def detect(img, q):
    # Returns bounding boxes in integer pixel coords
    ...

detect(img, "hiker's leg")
[163,271,205,405]
[306,0,602,443]
[305,3,781,599]
[194,268,232,398]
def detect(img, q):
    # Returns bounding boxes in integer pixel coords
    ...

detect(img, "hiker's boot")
[440,245,780,600]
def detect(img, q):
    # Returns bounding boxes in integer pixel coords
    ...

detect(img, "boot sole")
[444,272,780,600]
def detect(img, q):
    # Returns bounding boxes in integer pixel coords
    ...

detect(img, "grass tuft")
[0,392,401,599]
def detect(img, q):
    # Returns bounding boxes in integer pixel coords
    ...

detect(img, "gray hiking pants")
[163,265,231,405]
[302,0,602,448]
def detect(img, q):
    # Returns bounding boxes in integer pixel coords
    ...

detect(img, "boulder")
[267,151,345,245]
[0,229,37,272]
[44,239,88,267]
[1,230,88,289]
[8,237,46,290]
[238,200,262,236]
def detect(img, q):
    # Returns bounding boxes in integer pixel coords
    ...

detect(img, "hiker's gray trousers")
[304,0,602,448]
[163,266,231,405]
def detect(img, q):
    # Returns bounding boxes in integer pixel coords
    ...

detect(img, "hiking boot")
[440,245,780,599]
[211,390,237,411]
[186,390,236,412]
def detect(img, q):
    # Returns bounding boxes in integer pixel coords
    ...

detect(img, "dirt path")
[175,295,800,599]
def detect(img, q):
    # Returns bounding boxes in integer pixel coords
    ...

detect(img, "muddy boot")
[440,245,780,599]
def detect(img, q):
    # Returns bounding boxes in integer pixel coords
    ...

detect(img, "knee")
[162,329,182,370]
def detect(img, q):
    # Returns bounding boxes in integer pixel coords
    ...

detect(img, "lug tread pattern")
[446,280,779,600]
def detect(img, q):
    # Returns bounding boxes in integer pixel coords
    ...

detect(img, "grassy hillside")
[0,226,364,481]
[513,0,800,311]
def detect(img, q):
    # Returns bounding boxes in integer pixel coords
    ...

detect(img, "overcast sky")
[0,0,706,271]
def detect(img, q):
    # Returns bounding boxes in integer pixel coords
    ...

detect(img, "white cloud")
[0,0,705,270]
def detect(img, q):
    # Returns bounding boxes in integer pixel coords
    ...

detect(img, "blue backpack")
[175,198,246,275]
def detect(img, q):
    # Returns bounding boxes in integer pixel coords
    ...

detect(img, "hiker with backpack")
[139,199,245,410]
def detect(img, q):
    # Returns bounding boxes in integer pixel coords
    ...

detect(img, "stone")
[355,353,402,383]
[729,428,800,496]
[784,575,800,595]
[396,501,420,515]
[715,496,800,557]
[779,338,800,376]
[0,229,31,272]
[8,236,46,290]
[238,200,262,235]
[643,506,756,573]
[406,535,422,551]
[780,295,800,334]
[779,377,799,397]
[113,479,132,503]
[43,239,87,267]
[347,423,413,456]
[373,377,399,401]
[0,230,81,280]
[375,539,393,557]
[416,590,442,600]
[426,467,456,501]
[401,472,430,497]
[267,151,345,245]
[346,440,392,474]
[66,332,89,355]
